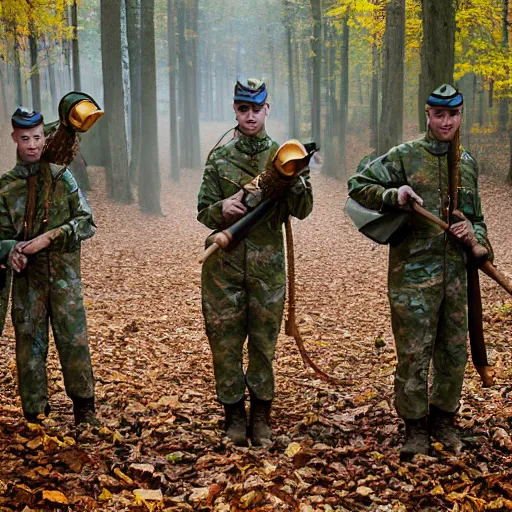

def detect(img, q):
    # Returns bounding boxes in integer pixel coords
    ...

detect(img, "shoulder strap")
[23,175,37,241]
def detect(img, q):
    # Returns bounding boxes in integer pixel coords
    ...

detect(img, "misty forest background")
[0,1,512,511]
[0,0,510,205]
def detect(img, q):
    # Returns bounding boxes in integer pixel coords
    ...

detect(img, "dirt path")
[0,125,511,510]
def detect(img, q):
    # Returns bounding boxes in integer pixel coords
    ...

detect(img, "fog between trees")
[0,0,510,211]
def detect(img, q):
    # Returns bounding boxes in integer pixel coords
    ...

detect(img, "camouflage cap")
[426,84,463,109]
[11,107,44,129]
[233,78,268,105]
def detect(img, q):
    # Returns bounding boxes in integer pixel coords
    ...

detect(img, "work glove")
[8,244,28,273]
[221,189,247,224]
[397,185,423,208]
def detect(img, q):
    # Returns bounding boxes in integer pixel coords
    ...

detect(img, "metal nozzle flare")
[68,100,104,132]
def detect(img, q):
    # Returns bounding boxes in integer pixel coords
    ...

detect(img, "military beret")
[11,107,44,129]
[233,78,268,105]
[426,84,463,108]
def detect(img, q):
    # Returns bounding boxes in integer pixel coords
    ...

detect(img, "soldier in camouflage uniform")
[0,107,96,425]
[198,79,313,446]
[347,85,492,460]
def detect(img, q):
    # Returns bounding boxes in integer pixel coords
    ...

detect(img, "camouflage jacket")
[348,135,491,288]
[197,131,313,248]
[0,159,96,270]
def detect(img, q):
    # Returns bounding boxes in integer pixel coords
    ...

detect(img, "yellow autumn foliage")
[0,0,75,64]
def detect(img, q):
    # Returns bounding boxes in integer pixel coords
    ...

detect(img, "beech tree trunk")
[100,0,133,202]
[378,0,405,155]
[138,0,162,213]
[126,0,142,184]
[370,37,379,150]
[177,0,201,170]
[418,0,455,132]
[499,0,509,132]
[29,35,41,112]
[338,15,349,178]
[310,0,322,145]
[168,0,180,181]
[71,0,81,90]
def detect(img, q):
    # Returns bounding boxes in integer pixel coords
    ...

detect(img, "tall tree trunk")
[323,21,338,177]
[498,0,509,132]
[13,33,23,105]
[310,0,322,146]
[46,45,58,113]
[337,15,349,178]
[286,24,297,138]
[477,77,485,127]
[65,8,73,88]
[0,68,9,125]
[215,50,224,121]
[101,0,133,202]
[126,0,142,184]
[188,0,201,169]
[303,42,313,131]
[378,0,405,155]
[295,41,302,137]
[459,73,473,149]
[177,0,200,169]
[138,0,162,213]
[418,0,455,132]
[177,0,187,168]
[168,0,180,181]
[29,35,41,112]
[507,118,512,183]
[370,37,379,150]
[71,0,81,90]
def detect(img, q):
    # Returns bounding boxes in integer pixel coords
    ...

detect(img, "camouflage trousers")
[201,240,286,404]
[389,270,468,420]
[12,269,95,417]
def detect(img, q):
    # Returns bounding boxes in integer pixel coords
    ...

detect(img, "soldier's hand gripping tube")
[199,197,278,264]
[198,231,233,264]
[410,201,512,295]
[244,140,316,209]
[200,139,317,264]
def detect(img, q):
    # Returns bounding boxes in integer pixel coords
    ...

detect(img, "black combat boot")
[429,405,463,454]
[249,396,272,447]
[400,417,429,461]
[72,396,99,426]
[223,400,248,446]
[24,404,51,424]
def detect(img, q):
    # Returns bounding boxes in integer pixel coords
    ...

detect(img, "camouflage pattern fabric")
[0,160,95,417]
[198,131,313,404]
[348,135,490,419]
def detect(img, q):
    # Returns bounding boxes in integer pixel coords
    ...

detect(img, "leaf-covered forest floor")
[0,122,511,511]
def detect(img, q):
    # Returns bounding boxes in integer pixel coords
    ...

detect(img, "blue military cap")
[426,84,463,108]
[233,79,268,105]
[11,107,44,129]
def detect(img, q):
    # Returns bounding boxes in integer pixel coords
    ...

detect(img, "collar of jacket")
[14,156,66,180]
[420,133,450,156]
[235,130,272,157]
[15,154,40,178]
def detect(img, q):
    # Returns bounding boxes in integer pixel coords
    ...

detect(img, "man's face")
[12,124,45,164]
[427,107,462,142]
[234,101,269,136]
